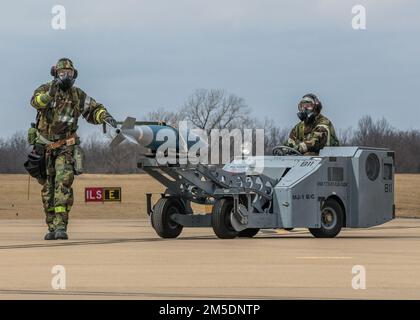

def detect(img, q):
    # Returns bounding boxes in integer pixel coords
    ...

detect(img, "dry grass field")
[0,174,418,220]
[395,174,420,217]
[0,174,205,220]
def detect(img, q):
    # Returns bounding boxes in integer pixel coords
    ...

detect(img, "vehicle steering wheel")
[272,145,302,156]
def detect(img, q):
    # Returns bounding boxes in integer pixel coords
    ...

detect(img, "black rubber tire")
[238,228,260,238]
[211,198,239,239]
[309,198,344,238]
[152,197,184,238]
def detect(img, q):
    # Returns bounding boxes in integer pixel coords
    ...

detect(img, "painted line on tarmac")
[0,236,216,250]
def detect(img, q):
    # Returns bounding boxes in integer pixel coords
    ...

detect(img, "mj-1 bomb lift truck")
[139,145,395,239]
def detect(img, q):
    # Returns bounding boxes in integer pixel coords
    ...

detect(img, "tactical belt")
[43,133,77,151]
[42,133,71,141]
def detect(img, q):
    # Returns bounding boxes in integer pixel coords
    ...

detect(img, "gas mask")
[297,98,316,123]
[57,69,75,91]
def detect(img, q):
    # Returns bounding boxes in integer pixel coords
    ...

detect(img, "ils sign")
[85,187,122,202]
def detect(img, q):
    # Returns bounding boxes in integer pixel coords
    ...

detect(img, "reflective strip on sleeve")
[35,93,51,107]
[54,206,67,214]
[316,124,331,146]
[95,108,106,123]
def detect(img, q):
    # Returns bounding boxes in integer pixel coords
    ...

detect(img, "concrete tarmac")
[0,218,419,299]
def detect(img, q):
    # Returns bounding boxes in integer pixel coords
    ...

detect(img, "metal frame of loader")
[139,146,395,239]
[139,156,277,239]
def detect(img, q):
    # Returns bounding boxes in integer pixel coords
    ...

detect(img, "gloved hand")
[286,142,298,151]
[104,115,117,128]
[48,79,59,98]
[297,142,308,154]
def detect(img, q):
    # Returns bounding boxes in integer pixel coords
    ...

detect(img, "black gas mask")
[297,108,316,123]
[57,69,75,91]
[297,97,317,123]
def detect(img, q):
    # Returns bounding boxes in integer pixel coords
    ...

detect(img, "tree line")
[1,89,419,173]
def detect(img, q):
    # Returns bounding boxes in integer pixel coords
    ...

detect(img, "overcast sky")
[0,0,419,138]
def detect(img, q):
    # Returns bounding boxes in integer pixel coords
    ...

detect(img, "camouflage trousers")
[41,146,75,232]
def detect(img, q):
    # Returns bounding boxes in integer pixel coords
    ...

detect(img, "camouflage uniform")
[30,60,113,233]
[287,114,339,155]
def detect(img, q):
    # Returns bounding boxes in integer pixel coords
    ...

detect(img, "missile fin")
[110,132,126,148]
[121,117,137,130]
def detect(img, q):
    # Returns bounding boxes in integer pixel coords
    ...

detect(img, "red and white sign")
[85,187,104,202]
[85,187,122,202]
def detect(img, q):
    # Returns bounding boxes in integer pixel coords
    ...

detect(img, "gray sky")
[0,0,419,138]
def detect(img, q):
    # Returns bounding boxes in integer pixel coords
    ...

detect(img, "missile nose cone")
[137,125,155,147]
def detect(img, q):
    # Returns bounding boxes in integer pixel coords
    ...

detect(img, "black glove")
[48,79,59,98]
[104,115,117,128]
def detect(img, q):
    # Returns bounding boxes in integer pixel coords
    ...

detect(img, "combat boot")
[44,230,56,240]
[55,229,68,240]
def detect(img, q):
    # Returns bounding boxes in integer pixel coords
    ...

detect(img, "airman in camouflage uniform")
[30,58,117,240]
[286,93,339,155]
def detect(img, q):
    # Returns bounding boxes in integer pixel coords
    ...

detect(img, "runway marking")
[0,236,216,250]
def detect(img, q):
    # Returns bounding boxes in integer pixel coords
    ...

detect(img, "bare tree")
[351,116,394,147]
[146,108,182,128]
[83,133,142,174]
[337,127,353,146]
[0,132,29,173]
[180,89,251,131]
[350,115,420,172]
[259,118,290,155]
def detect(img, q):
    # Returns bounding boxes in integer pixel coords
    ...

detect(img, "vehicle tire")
[152,197,184,238]
[211,198,239,239]
[238,228,260,238]
[309,198,344,238]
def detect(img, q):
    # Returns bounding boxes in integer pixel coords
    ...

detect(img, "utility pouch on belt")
[27,123,37,146]
[73,145,85,175]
